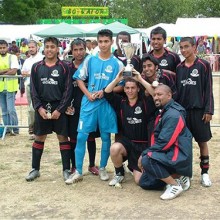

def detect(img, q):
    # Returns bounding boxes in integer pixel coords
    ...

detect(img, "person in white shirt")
[21,40,43,140]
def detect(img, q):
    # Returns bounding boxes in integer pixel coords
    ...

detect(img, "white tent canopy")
[175,17,220,37]
[136,23,176,38]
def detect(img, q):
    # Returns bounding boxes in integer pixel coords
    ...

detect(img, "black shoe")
[63,169,71,181]
[25,169,40,181]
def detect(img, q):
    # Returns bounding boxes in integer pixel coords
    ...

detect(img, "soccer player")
[103,68,155,187]
[65,38,99,176]
[25,37,72,182]
[65,29,124,184]
[176,37,214,187]
[147,26,180,73]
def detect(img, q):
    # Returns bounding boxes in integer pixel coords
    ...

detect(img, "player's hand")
[116,68,125,81]
[202,113,212,124]
[38,107,48,119]
[132,69,142,81]
[88,92,98,101]
[51,110,61,120]
[65,106,75,115]
[95,90,104,99]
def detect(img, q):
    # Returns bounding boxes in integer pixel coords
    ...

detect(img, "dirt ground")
[0,76,220,219]
[0,129,220,219]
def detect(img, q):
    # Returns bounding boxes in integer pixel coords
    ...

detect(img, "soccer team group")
[9,26,215,200]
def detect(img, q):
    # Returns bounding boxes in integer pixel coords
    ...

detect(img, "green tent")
[86,21,140,37]
[33,23,85,38]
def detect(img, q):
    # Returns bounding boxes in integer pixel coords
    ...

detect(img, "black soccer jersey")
[30,58,72,113]
[176,57,214,114]
[149,48,181,72]
[104,91,155,141]
[66,59,87,113]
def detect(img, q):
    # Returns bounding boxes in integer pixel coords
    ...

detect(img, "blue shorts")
[77,101,118,134]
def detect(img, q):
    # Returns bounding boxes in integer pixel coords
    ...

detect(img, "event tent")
[175,17,220,37]
[86,21,141,37]
[33,23,85,38]
[136,23,176,38]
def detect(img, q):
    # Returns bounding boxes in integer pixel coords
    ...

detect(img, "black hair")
[116,31,131,42]
[141,53,159,66]
[70,38,86,50]
[124,77,140,87]
[28,40,38,47]
[180,37,195,46]
[150,26,167,40]
[0,40,8,46]
[97,29,113,40]
[44,37,59,47]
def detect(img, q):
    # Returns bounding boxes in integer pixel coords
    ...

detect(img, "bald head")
[155,84,172,94]
[154,84,172,108]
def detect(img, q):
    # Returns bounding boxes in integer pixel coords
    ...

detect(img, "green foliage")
[1,0,49,24]
[1,0,220,26]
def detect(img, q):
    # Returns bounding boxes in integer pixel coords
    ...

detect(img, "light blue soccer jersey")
[73,54,124,113]
[73,54,124,133]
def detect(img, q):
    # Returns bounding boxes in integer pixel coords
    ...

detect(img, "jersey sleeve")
[204,62,214,114]
[73,55,92,81]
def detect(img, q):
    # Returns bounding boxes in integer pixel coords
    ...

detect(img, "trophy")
[46,103,52,119]
[120,42,137,77]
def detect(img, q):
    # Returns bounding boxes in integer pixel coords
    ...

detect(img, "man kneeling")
[104,69,155,187]
[138,85,192,200]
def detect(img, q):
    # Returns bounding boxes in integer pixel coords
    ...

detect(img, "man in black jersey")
[114,31,142,73]
[104,69,155,187]
[25,37,72,182]
[147,26,180,73]
[176,37,214,187]
[65,38,99,176]
[141,53,177,99]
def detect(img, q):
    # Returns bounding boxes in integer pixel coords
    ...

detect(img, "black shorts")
[186,109,212,142]
[67,112,100,139]
[34,111,68,136]
[117,136,148,172]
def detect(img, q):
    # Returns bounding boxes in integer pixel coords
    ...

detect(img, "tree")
[1,0,220,26]
[1,0,49,24]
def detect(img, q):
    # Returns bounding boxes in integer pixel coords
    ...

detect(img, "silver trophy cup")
[121,43,137,77]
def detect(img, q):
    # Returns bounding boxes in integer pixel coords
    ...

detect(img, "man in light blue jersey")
[65,29,124,184]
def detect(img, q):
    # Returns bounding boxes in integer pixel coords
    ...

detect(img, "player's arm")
[104,69,124,93]
[77,79,96,101]
[132,69,154,96]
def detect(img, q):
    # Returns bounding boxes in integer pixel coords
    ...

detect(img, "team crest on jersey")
[51,69,59,77]
[134,106,142,114]
[160,59,168,67]
[190,69,199,77]
[105,65,113,73]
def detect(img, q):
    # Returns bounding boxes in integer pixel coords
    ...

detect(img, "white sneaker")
[99,167,109,181]
[109,175,125,186]
[65,170,83,185]
[160,182,183,200]
[179,176,191,191]
[201,173,212,187]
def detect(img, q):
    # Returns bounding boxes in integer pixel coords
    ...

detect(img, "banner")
[37,19,128,25]
[62,7,109,17]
